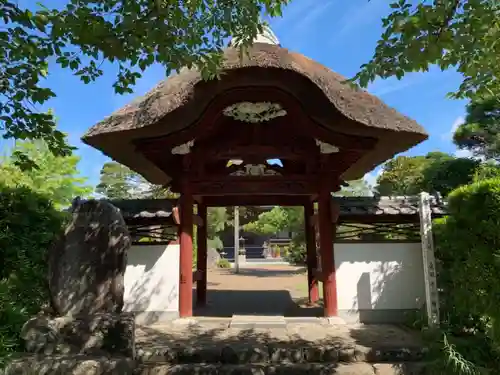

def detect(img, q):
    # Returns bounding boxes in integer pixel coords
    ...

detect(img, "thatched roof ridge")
[84,43,426,139]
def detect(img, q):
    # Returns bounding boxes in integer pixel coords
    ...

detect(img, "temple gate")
[82,30,428,319]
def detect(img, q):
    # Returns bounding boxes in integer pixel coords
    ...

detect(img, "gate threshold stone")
[230,315,286,329]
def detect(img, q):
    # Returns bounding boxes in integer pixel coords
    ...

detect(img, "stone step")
[136,362,430,375]
[2,356,430,375]
[2,355,136,375]
[136,344,426,364]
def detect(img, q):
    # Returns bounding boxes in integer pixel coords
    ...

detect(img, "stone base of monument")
[20,312,135,358]
[4,355,136,375]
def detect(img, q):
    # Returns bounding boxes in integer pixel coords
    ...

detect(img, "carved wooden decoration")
[223,101,287,123]
[418,192,440,327]
[230,164,281,176]
[172,140,195,155]
[315,139,340,154]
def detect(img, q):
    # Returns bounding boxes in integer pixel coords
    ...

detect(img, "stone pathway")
[136,321,423,352]
[194,266,322,317]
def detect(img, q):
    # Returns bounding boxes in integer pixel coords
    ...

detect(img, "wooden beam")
[196,203,208,307]
[202,195,310,207]
[304,200,319,304]
[318,185,338,317]
[178,187,194,318]
[189,177,320,196]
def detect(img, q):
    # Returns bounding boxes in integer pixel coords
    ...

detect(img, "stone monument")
[20,199,135,358]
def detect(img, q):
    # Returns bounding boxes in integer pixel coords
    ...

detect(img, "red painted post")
[318,187,338,317]
[179,190,194,318]
[196,202,208,307]
[304,200,319,304]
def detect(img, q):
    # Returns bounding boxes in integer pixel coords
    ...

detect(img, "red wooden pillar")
[196,202,208,307]
[179,188,194,318]
[304,200,319,304]
[318,186,338,317]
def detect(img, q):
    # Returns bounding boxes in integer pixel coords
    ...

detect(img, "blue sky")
[4,0,469,188]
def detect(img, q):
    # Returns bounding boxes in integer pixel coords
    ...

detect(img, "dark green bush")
[285,241,306,265]
[216,258,231,269]
[432,178,500,372]
[0,184,64,365]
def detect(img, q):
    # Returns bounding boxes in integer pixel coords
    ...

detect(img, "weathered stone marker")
[21,199,136,359]
[49,199,131,316]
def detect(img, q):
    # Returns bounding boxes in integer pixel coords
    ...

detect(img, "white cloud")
[454,149,473,158]
[368,76,421,97]
[294,1,335,32]
[330,0,387,45]
[442,116,465,141]
[271,0,331,33]
[270,0,336,47]
[454,148,486,161]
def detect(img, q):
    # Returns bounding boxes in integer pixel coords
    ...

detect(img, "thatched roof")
[82,43,428,185]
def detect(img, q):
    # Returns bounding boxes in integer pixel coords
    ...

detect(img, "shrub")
[0,184,64,366]
[285,242,306,265]
[473,162,500,181]
[432,178,500,372]
[435,178,500,326]
[217,258,231,269]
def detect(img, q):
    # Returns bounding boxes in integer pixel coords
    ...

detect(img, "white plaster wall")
[334,242,425,314]
[123,244,180,324]
[122,242,425,324]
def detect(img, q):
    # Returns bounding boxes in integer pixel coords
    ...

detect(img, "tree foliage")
[0,139,92,208]
[454,97,500,160]
[376,155,430,196]
[355,0,500,100]
[376,152,481,197]
[334,178,373,197]
[243,180,373,263]
[243,206,303,235]
[206,207,229,250]
[432,178,500,371]
[0,185,64,366]
[0,0,288,157]
[96,161,177,199]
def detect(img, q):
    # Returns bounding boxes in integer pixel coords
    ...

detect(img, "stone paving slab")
[230,315,287,329]
[136,322,423,347]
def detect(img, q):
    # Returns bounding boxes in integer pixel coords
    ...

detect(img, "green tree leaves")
[0,139,92,208]
[453,97,500,160]
[0,0,289,156]
[354,0,500,100]
[96,161,178,199]
[376,151,482,197]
